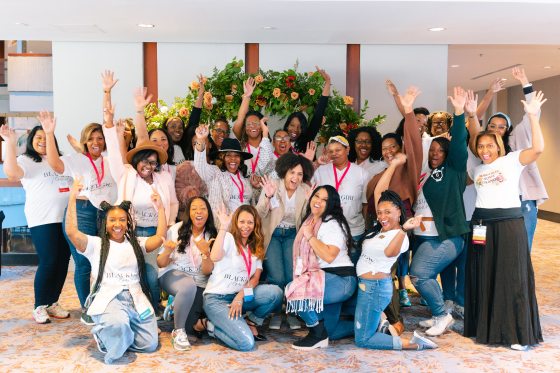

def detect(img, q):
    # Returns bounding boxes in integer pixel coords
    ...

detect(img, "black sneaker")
[291,321,329,350]
[80,311,95,326]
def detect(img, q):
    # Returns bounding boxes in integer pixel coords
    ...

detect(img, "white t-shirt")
[413,187,438,236]
[313,162,368,236]
[357,158,387,180]
[243,138,274,176]
[204,232,263,295]
[471,151,525,209]
[421,133,436,174]
[278,191,297,228]
[131,178,158,227]
[158,222,210,288]
[316,219,354,269]
[356,229,409,276]
[17,155,73,227]
[61,153,117,209]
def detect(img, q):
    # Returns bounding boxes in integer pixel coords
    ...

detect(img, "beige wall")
[504,75,560,214]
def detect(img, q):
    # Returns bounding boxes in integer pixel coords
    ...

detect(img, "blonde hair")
[79,123,105,154]
[475,131,506,159]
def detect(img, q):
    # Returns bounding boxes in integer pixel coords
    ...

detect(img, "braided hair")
[90,201,152,304]
[361,190,406,244]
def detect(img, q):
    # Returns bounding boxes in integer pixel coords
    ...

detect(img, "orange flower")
[308,71,315,77]
[343,96,354,106]
[204,101,213,110]
[255,74,264,84]
[308,88,316,96]
[190,80,200,91]
[203,92,213,102]
[201,76,208,84]
[225,95,233,103]
[318,136,327,144]
[291,92,299,100]
[339,122,348,131]
[178,107,189,117]
[255,95,267,107]
[272,88,281,98]
[231,84,238,93]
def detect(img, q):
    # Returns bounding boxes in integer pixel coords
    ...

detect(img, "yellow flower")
[272,88,281,98]
[190,81,200,91]
[343,96,354,106]
[178,107,189,117]
[291,92,299,100]
[308,88,316,96]
[255,74,264,84]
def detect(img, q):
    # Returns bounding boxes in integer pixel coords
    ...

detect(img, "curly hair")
[348,127,383,163]
[275,153,314,182]
[427,111,453,136]
[230,205,265,260]
[239,111,265,146]
[176,196,217,254]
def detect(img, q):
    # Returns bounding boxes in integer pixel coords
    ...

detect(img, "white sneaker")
[426,313,454,336]
[171,328,191,351]
[287,314,301,330]
[269,314,282,330]
[410,330,438,350]
[419,317,436,328]
[46,303,70,319]
[510,344,528,351]
[33,305,51,324]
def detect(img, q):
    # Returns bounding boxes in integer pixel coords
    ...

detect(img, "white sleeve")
[82,235,102,261]
[102,125,125,182]
[256,138,274,176]
[317,220,346,250]
[16,156,29,178]
[400,234,410,254]
[255,259,263,270]
[60,154,76,177]
[193,148,218,183]
[222,232,236,257]
[361,170,368,204]
[137,237,149,255]
[208,175,226,215]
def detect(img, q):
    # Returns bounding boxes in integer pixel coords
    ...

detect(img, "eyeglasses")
[355,140,372,146]
[274,136,291,142]
[246,121,260,128]
[141,159,159,167]
[214,128,230,135]
[432,121,447,128]
[488,124,508,131]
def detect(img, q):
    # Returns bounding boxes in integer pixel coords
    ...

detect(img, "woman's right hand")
[0,124,17,144]
[134,87,152,111]
[195,124,209,140]
[37,111,56,134]
[391,153,407,167]
[243,77,256,98]
[217,206,233,230]
[260,175,277,198]
[398,86,421,113]
[101,70,119,93]
[70,176,84,197]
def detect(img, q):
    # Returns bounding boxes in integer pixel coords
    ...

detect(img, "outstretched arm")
[65,178,88,252]
[0,125,24,181]
[465,90,482,154]
[519,91,546,165]
[38,111,65,174]
[232,77,255,140]
[102,70,119,119]
[476,78,505,119]
[386,80,405,117]
[447,87,468,170]
[133,87,153,144]
[373,153,406,211]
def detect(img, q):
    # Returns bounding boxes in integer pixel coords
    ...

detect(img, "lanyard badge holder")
[239,244,255,302]
[472,221,487,246]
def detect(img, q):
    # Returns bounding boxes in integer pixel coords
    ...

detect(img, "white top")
[241,138,274,177]
[173,145,186,164]
[158,222,210,288]
[16,155,73,228]
[61,153,117,209]
[421,133,436,174]
[413,187,438,236]
[356,229,409,276]
[316,219,354,269]
[160,163,177,182]
[278,190,297,228]
[81,235,152,317]
[463,148,479,221]
[471,151,525,209]
[204,232,263,295]
[131,178,159,227]
[313,162,368,236]
[357,158,387,180]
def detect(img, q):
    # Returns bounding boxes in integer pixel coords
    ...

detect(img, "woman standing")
[465,91,546,350]
[1,124,73,324]
[203,205,283,351]
[286,185,356,350]
[347,127,386,179]
[157,196,217,351]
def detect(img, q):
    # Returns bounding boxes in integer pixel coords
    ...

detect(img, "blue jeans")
[135,226,159,309]
[521,199,537,253]
[264,227,296,290]
[63,200,101,307]
[91,290,158,364]
[354,277,402,350]
[296,272,357,340]
[396,250,410,278]
[203,284,283,351]
[441,236,467,307]
[410,235,464,316]
[31,223,71,307]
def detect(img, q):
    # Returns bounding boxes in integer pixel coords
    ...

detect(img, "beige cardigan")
[256,178,310,249]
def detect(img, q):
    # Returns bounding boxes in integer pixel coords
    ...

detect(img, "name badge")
[472,224,487,246]
[243,287,254,302]
[294,257,303,276]
[58,178,71,193]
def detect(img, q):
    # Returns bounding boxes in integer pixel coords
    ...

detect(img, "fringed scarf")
[285,216,325,314]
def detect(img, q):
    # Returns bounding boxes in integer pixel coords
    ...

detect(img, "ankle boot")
[291,320,329,350]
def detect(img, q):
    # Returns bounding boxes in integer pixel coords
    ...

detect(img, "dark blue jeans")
[30,223,70,307]
[521,199,537,253]
[264,227,296,290]
[135,226,159,309]
[63,200,102,307]
[441,236,467,307]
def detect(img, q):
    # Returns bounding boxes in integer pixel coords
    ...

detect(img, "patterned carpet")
[1,219,559,372]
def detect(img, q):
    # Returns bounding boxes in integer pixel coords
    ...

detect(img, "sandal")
[245,317,267,341]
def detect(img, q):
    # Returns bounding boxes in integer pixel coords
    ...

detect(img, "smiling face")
[354,131,372,162]
[310,187,328,218]
[224,151,241,173]
[136,153,159,180]
[428,140,446,169]
[244,115,262,140]
[476,134,500,164]
[32,129,47,156]
[283,164,304,192]
[106,208,128,242]
[287,117,302,141]
[273,130,291,156]
[376,201,401,232]
[487,116,508,138]
[166,118,184,143]
[86,130,105,158]
[189,198,209,231]
[212,121,229,148]
[415,113,428,135]
[328,142,349,167]
[430,113,449,136]
[237,210,255,241]
[381,138,401,164]
[149,129,169,152]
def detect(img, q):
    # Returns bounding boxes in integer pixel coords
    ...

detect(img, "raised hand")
[315,66,331,84]
[134,87,152,111]
[260,116,269,138]
[37,111,56,134]
[305,182,317,200]
[259,175,277,198]
[303,141,317,161]
[0,124,17,143]
[385,79,399,97]
[489,77,506,93]
[250,174,262,189]
[216,206,233,230]
[197,74,206,94]
[66,134,83,153]
[195,124,209,140]
[392,153,407,167]
[101,70,119,92]
[317,146,331,165]
[512,66,529,86]
[151,187,163,209]
[70,176,84,197]
[194,238,213,256]
[398,86,421,113]
[403,215,423,231]
[448,86,467,113]
[243,77,256,98]
[464,89,478,116]
[521,90,547,116]
[103,101,116,127]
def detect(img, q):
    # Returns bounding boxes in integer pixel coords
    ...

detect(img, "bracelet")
[104,90,110,94]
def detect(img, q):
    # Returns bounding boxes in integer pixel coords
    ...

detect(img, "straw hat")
[126,141,168,165]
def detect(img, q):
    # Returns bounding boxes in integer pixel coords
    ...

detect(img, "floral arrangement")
[145,58,386,142]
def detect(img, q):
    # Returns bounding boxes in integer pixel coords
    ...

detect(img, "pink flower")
[291,92,299,100]
[308,88,316,96]
[272,88,281,98]
[178,107,189,117]
[255,74,264,84]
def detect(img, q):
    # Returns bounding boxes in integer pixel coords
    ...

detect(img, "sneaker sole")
[172,340,192,351]
[48,314,70,319]
[80,317,95,326]
[289,325,302,330]
[34,318,51,324]
[291,339,329,351]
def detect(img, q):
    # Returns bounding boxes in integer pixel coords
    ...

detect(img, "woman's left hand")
[228,293,244,319]
[403,215,422,231]
[302,220,315,240]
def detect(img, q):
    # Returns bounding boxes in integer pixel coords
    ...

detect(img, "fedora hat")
[126,141,168,165]
[218,138,253,160]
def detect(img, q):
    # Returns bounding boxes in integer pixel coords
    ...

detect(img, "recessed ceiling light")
[263,26,276,30]
[544,65,552,69]
[14,22,29,26]
[138,23,155,28]
[450,64,460,68]
[428,27,446,32]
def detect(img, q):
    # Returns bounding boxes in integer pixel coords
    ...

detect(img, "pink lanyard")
[238,243,253,278]
[230,172,245,202]
[333,162,351,191]
[86,153,104,185]
[247,144,261,174]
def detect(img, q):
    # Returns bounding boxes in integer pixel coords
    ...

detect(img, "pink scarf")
[285,217,325,314]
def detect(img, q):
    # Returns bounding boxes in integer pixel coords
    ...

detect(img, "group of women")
[0,66,547,364]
